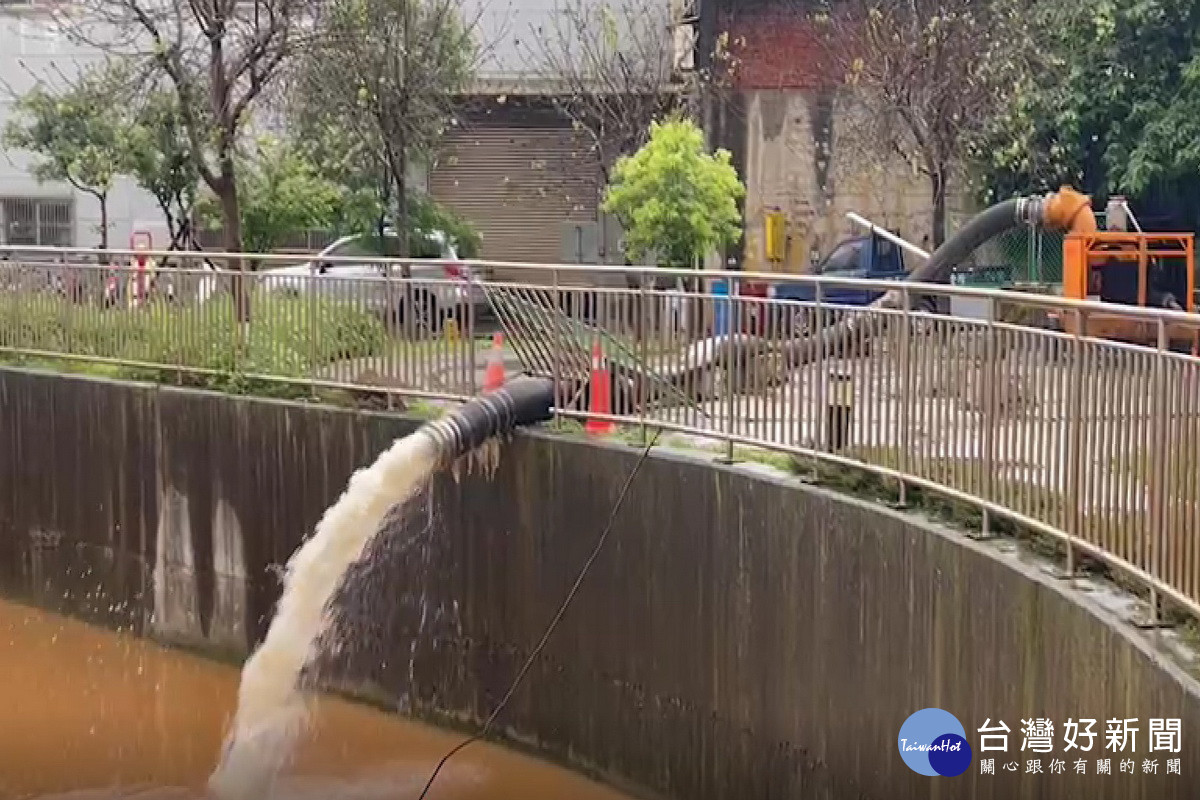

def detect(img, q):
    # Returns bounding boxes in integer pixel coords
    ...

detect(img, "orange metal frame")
[1062,231,1196,311]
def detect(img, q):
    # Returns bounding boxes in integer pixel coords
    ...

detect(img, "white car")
[261,230,488,328]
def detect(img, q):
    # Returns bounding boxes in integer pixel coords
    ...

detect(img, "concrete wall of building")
[739,88,972,273]
[2,367,1199,800]
[723,9,973,272]
[0,13,165,249]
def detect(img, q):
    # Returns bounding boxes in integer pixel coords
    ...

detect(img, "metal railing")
[2,245,1199,622]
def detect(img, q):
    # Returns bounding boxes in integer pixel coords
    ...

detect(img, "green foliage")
[978,0,1200,206]
[4,71,128,243]
[292,108,392,236]
[1,293,386,393]
[4,77,123,197]
[291,98,482,257]
[196,137,343,253]
[407,193,482,259]
[122,90,200,242]
[5,64,204,248]
[295,0,477,255]
[321,0,475,147]
[602,117,745,267]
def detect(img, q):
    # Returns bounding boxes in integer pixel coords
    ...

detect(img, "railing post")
[175,254,186,385]
[308,262,319,399]
[815,281,826,455]
[722,274,740,463]
[59,250,72,356]
[1063,308,1086,581]
[230,254,242,380]
[552,266,562,430]
[1144,317,1170,627]
[466,272,478,396]
[11,255,22,361]
[896,284,912,508]
[638,277,649,444]
[384,260,396,411]
[978,296,999,539]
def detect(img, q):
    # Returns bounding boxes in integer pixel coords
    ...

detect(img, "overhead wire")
[415,426,663,799]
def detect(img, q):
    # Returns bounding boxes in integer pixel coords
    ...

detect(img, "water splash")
[207,432,440,800]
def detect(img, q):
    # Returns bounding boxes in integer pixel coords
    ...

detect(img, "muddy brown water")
[0,599,632,800]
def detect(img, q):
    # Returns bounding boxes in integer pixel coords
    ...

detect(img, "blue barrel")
[712,280,731,335]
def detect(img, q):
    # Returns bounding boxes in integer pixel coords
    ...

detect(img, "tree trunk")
[216,163,250,324]
[162,208,179,250]
[930,168,947,249]
[394,148,410,264]
[98,195,109,251]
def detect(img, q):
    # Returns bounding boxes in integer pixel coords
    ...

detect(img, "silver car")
[261,230,488,328]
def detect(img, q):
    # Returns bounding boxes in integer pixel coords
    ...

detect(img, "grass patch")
[1,292,388,398]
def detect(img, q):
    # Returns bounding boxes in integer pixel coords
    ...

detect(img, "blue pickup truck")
[769,233,908,305]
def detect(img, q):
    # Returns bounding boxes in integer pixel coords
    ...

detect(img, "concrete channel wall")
[2,366,1199,800]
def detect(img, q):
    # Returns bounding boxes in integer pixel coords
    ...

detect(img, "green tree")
[293,0,478,259]
[196,137,342,257]
[288,105,394,238]
[602,117,745,267]
[122,90,201,250]
[4,71,128,249]
[978,0,1200,221]
[287,112,483,258]
[62,0,309,321]
[406,192,482,259]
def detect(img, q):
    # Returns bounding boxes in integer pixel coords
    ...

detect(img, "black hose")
[423,376,555,461]
[771,196,1037,369]
[902,198,1024,290]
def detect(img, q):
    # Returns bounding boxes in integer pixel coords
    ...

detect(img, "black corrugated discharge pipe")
[777,189,1095,367]
[893,198,1025,293]
[423,376,555,461]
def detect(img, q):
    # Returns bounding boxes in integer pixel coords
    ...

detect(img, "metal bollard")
[826,365,853,453]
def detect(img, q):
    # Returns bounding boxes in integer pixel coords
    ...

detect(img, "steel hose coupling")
[423,376,556,462]
[1020,186,1098,234]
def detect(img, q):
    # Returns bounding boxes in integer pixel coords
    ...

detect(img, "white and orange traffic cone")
[482,331,506,392]
[585,339,614,436]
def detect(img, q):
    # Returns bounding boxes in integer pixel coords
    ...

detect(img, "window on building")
[1,199,73,246]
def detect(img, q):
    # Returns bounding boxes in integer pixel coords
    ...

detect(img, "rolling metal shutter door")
[429,126,600,273]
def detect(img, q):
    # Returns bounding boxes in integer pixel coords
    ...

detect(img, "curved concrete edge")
[597,431,1200,701]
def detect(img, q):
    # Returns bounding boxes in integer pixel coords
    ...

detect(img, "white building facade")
[0,7,164,250]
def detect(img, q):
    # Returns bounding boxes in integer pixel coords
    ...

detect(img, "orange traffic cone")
[585,339,614,436]
[482,331,506,392]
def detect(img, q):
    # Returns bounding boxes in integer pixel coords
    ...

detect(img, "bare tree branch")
[291,0,484,258]
[54,0,312,251]
[816,0,1035,245]
[519,0,684,183]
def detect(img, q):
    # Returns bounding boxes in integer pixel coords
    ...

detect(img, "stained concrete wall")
[3,366,1200,800]
[740,88,973,273]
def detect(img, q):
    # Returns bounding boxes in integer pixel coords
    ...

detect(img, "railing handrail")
[4,245,1198,328]
[2,258,1199,623]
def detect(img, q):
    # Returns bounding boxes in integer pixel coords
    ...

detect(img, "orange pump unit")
[1060,231,1197,351]
[1034,187,1198,351]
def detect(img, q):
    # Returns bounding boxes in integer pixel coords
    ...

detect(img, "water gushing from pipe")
[207,378,554,800]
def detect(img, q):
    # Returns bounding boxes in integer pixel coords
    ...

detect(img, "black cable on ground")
[415,427,663,800]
